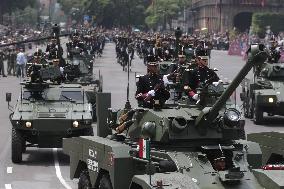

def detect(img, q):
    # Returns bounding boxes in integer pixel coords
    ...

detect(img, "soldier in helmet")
[67,31,86,58]
[268,38,281,63]
[46,35,63,60]
[136,55,170,108]
[26,49,45,78]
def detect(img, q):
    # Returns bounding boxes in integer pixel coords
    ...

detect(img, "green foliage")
[0,0,37,14]
[58,0,148,28]
[145,0,191,29]
[57,0,191,28]
[252,12,284,37]
[0,0,37,24]
[3,6,38,26]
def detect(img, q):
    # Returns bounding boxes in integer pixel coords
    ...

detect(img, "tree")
[0,0,37,24]
[252,12,284,37]
[58,0,148,28]
[145,0,191,30]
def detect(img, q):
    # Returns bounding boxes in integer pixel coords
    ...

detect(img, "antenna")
[124,38,131,110]
[83,89,85,112]
[20,86,23,108]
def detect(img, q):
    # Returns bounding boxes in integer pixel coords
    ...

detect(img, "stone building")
[190,0,284,32]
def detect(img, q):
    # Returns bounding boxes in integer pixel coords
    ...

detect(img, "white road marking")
[6,167,13,174]
[53,148,73,189]
[5,184,12,189]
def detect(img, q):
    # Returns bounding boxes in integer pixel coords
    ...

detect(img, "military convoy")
[61,45,284,189]
[3,23,284,188]
[4,25,103,163]
[241,61,284,124]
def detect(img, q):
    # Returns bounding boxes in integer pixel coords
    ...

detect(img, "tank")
[63,44,283,189]
[240,61,284,124]
[6,67,94,163]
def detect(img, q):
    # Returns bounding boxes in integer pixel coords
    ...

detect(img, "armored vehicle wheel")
[99,174,113,189]
[78,170,93,189]
[12,128,23,163]
[254,106,264,125]
[84,128,94,136]
[22,140,26,153]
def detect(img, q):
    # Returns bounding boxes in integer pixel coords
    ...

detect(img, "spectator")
[0,49,7,77]
[16,48,27,78]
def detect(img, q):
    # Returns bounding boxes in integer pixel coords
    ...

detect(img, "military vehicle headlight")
[224,108,241,127]
[268,97,274,103]
[73,121,79,128]
[25,121,32,128]
[141,122,156,139]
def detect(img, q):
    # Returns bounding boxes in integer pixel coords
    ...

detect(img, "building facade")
[190,0,284,32]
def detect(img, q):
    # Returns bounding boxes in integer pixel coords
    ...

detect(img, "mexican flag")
[139,139,150,160]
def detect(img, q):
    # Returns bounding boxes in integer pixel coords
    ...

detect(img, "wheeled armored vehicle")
[240,62,284,124]
[62,45,284,189]
[6,65,95,164]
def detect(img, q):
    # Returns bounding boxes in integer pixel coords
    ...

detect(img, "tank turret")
[108,44,268,145]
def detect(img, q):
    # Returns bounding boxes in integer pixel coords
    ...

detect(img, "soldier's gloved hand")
[212,81,219,87]
[184,85,191,91]
[148,90,155,96]
[163,75,170,86]
[192,94,199,101]
[143,90,154,101]
[136,93,148,100]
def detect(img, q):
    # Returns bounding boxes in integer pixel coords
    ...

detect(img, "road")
[0,43,283,189]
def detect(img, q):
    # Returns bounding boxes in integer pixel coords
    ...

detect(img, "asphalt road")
[0,42,284,189]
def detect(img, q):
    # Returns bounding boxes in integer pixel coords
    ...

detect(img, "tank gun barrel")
[195,44,268,135]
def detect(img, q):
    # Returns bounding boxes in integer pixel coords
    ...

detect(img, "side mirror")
[6,93,12,102]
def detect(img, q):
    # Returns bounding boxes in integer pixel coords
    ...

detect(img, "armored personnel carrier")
[63,45,281,189]
[6,64,94,164]
[240,62,284,124]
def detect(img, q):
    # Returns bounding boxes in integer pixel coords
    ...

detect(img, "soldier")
[135,55,170,108]
[167,48,194,83]
[0,49,7,77]
[268,38,281,63]
[66,31,86,58]
[7,48,17,76]
[46,35,64,60]
[185,49,219,101]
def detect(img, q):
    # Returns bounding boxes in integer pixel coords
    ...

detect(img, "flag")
[139,138,150,160]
